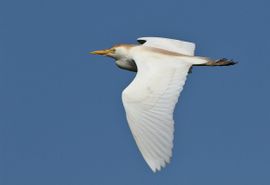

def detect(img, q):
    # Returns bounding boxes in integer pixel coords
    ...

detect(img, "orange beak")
[89,49,113,55]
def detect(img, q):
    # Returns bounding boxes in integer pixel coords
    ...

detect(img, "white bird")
[90,37,236,172]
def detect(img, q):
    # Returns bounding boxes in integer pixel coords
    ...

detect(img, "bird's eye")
[111,48,116,53]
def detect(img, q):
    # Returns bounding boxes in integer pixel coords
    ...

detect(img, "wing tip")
[147,155,173,173]
[137,39,147,44]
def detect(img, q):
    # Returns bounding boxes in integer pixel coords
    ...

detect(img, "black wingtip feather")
[137,39,147,44]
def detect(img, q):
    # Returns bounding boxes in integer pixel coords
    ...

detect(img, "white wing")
[137,37,196,56]
[122,49,192,172]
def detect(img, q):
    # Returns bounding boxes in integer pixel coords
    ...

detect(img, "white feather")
[137,37,196,56]
[121,46,201,172]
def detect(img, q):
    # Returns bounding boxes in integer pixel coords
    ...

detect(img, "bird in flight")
[90,37,236,172]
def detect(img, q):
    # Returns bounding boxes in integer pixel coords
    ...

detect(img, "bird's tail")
[194,58,238,67]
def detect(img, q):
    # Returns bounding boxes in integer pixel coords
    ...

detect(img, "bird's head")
[90,44,133,60]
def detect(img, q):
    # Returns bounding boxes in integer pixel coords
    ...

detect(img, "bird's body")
[115,45,206,72]
[90,37,236,172]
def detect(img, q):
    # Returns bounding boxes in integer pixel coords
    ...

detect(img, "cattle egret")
[90,37,237,172]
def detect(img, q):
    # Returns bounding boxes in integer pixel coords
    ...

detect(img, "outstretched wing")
[137,37,196,56]
[122,51,192,172]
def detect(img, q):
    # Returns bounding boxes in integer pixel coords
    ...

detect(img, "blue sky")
[0,0,270,184]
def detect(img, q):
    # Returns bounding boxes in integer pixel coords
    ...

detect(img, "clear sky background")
[0,0,269,184]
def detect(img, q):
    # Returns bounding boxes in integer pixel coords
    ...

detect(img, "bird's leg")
[211,58,238,66]
[194,58,237,67]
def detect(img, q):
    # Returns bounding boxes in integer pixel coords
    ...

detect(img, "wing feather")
[122,51,191,172]
[137,37,196,56]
